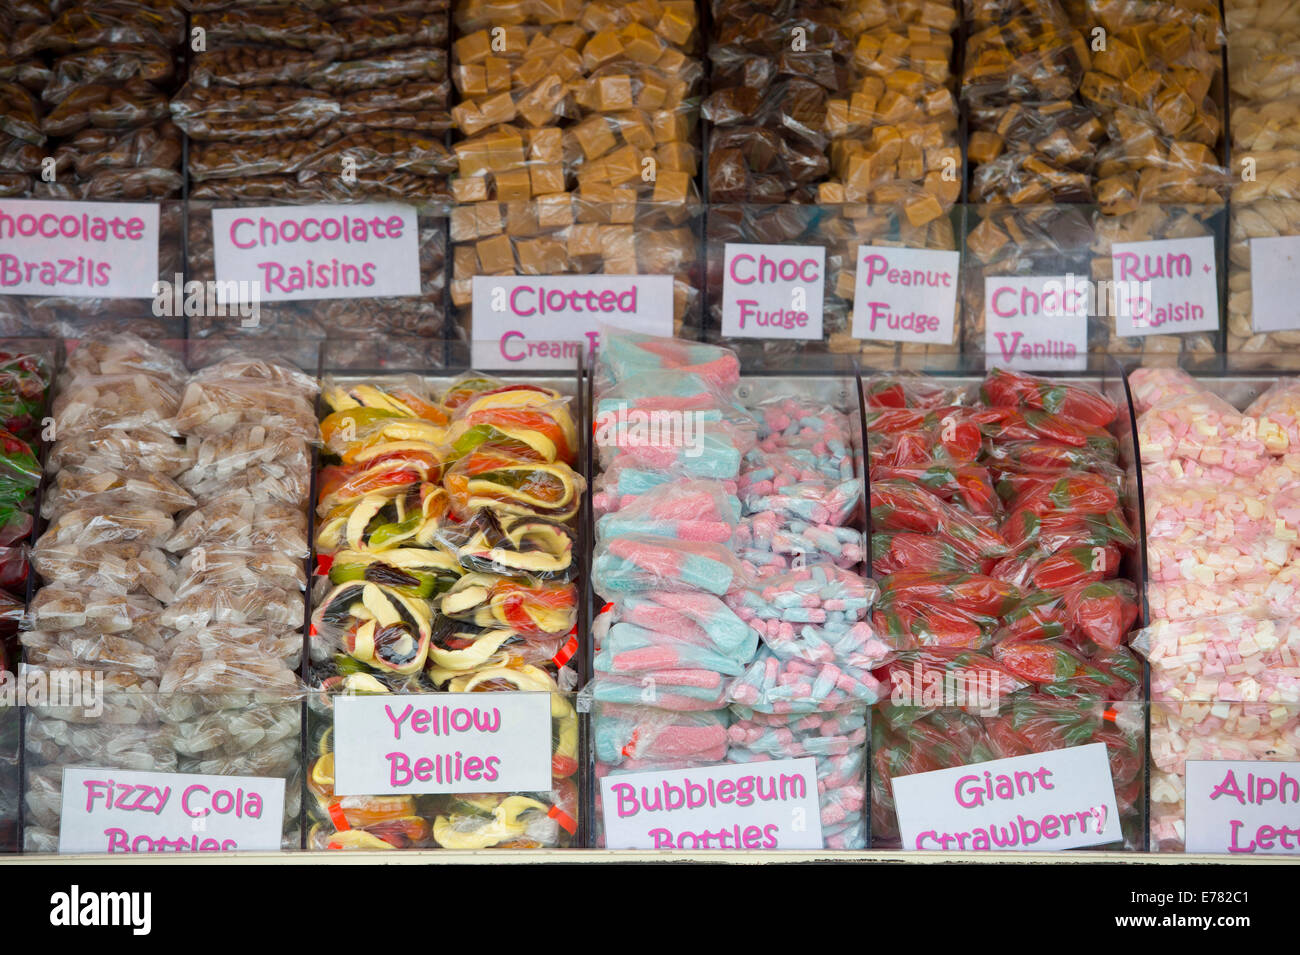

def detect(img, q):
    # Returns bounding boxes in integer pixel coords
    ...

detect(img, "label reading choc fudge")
[332,692,552,796]
[58,767,285,854]
[1184,761,1300,855]
[851,246,960,345]
[1110,236,1219,338]
[471,274,674,369]
[0,200,160,299]
[721,243,824,340]
[984,275,1088,372]
[212,203,422,303]
[891,743,1122,852]
[600,757,823,850]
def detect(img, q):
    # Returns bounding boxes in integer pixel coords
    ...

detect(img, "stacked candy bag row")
[590,330,880,847]
[20,334,314,852]
[307,372,583,849]
[1070,0,1227,213]
[447,0,703,336]
[2,0,185,201]
[702,0,962,359]
[727,384,877,847]
[590,333,755,710]
[1075,0,1225,362]
[866,367,1145,848]
[963,0,1100,205]
[173,0,454,202]
[1224,0,1300,356]
[704,0,960,218]
[1130,365,1300,851]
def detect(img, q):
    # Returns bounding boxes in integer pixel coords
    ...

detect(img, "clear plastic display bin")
[305,341,587,849]
[20,335,319,854]
[861,356,1149,851]
[1127,356,1300,854]
[586,342,875,849]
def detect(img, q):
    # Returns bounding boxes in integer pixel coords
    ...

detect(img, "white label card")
[984,274,1088,371]
[600,758,824,850]
[58,767,285,854]
[211,203,421,303]
[1248,237,1300,333]
[332,692,552,796]
[721,243,824,340]
[1184,760,1300,855]
[851,246,960,344]
[891,742,1122,851]
[470,274,673,369]
[0,200,159,298]
[1110,236,1219,337]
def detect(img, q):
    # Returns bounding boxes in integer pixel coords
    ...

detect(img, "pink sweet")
[1138,394,1268,477]
[1134,612,1300,704]
[1129,367,1213,415]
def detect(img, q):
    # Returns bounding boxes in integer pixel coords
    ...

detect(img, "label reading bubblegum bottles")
[721,243,824,340]
[470,274,674,370]
[212,203,422,303]
[983,274,1088,372]
[851,246,960,345]
[890,743,1121,852]
[1184,761,1300,855]
[1109,236,1219,337]
[0,199,160,298]
[332,692,552,796]
[600,757,823,850]
[58,767,285,854]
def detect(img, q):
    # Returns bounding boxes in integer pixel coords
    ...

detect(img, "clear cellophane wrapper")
[963,0,1098,204]
[705,1,959,212]
[448,0,705,339]
[1,2,184,202]
[170,2,452,203]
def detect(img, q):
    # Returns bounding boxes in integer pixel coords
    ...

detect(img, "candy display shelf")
[0,335,1295,860]
[4,849,1295,864]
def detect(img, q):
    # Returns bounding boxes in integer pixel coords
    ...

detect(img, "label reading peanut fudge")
[892,743,1121,852]
[212,203,421,303]
[471,274,674,369]
[1184,761,1300,855]
[984,275,1087,371]
[1110,236,1219,337]
[0,200,159,298]
[721,243,824,340]
[851,246,960,345]
[1249,237,1300,333]
[333,692,552,796]
[59,767,285,854]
